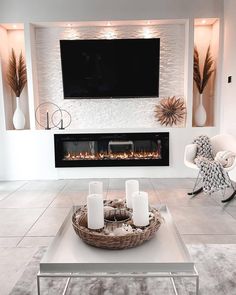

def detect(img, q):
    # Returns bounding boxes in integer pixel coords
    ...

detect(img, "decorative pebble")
[113,228,126,236]
[149,212,154,220]
[104,229,110,235]
[104,206,114,212]
[111,199,124,208]
[136,228,143,233]
[113,224,133,236]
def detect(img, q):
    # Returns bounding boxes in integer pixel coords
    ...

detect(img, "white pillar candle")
[89,181,103,195]
[132,191,149,227]
[125,180,139,208]
[87,194,104,230]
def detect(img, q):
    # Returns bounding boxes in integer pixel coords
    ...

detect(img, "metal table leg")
[170,275,178,295]
[37,273,40,295]
[62,277,71,295]
[195,267,200,295]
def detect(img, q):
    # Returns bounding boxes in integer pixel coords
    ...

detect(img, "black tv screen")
[60,38,160,98]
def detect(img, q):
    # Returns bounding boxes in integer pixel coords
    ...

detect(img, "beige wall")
[0,0,223,22]
[221,0,236,136]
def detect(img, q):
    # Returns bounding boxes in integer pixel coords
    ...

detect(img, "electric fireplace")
[54,133,169,167]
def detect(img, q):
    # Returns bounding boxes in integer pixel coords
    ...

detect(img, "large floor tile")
[156,189,218,207]
[0,181,27,191]
[0,247,37,295]
[50,191,86,207]
[148,191,162,205]
[182,234,236,244]
[168,206,236,235]
[108,178,152,190]
[151,178,195,190]
[106,189,160,205]
[0,237,21,247]
[26,207,70,236]
[107,178,128,190]
[0,208,45,236]
[64,178,109,194]
[106,189,126,200]
[0,191,12,201]
[18,236,54,247]
[211,188,236,207]
[0,190,59,208]
[225,206,236,219]
[18,180,67,192]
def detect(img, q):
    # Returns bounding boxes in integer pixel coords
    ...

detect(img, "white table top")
[40,205,194,274]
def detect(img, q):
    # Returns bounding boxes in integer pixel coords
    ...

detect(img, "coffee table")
[37,205,199,294]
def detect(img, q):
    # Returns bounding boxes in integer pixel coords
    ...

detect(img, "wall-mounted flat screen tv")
[60,38,160,99]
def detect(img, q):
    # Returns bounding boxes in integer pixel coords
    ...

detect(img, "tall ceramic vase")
[195,94,206,127]
[13,97,25,130]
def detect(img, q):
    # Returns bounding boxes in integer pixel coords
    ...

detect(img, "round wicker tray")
[72,201,163,250]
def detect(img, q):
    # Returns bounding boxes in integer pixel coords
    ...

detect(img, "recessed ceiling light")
[12,24,17,29]
[107,21,111,26]
[201,19,206,24]
[147,20,151,25]
[67,23,72,27]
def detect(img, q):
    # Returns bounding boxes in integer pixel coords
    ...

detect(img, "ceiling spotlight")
[107,21,111,26]
[201,19,206,24]
[147,20,151,25]
[67,23,72,27]
[12,24,17,29]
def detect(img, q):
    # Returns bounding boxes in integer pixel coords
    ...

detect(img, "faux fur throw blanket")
[193,135,231,193]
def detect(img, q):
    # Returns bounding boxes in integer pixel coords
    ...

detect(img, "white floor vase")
[195,94,207,127]
[13,97,25,130]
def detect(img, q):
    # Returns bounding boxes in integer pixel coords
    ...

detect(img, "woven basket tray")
[72,202,163,250]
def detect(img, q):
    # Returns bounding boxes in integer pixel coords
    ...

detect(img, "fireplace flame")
[63,151,161,161]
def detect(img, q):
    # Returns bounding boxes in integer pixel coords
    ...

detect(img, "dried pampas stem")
[7,49,27,97]
[194,45,214,94]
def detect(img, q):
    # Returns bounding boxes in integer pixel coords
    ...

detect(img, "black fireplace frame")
[54,132,169,168]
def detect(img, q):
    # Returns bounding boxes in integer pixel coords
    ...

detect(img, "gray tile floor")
[0,178,236,294]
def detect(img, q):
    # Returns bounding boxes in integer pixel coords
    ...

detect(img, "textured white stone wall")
[35,24,185,129]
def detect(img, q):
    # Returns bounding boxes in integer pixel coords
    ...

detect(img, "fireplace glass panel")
[54,133,169,167]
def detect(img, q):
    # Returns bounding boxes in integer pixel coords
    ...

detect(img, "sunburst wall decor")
[154,96,186,126]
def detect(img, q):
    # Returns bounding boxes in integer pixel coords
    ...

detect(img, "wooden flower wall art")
[155,96,186,126]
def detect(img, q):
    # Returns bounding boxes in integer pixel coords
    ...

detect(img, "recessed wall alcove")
[0,23,30,130]
[192,18,220,127]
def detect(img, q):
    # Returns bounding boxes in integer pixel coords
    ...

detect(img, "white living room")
[0,0,236,294]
